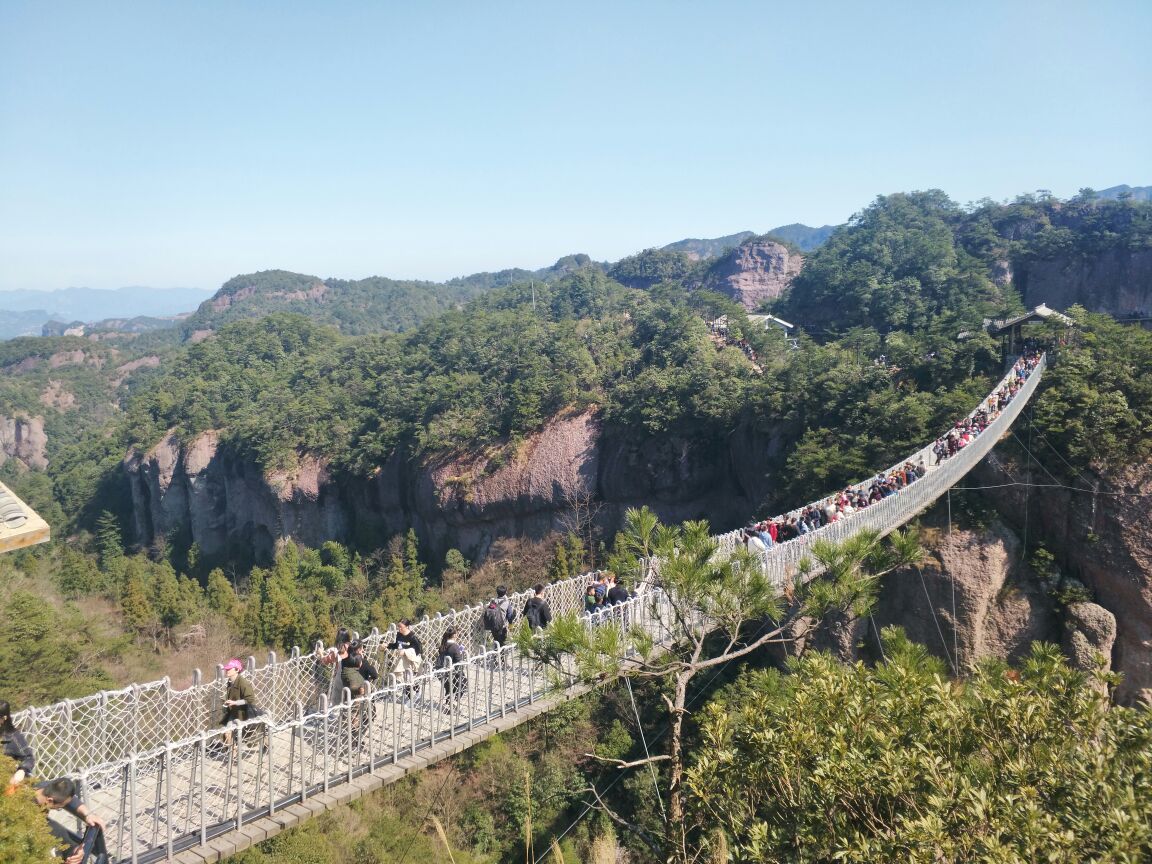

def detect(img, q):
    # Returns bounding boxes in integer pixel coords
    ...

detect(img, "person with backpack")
[483,586,514,648]
[522,584,552,631]
[437,627,468,713]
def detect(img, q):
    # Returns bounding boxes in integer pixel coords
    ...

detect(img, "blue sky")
[1,0,1149,292]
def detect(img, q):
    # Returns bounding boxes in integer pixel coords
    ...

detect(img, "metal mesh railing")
[14,567,606,781]
[69,587,675,864]
[716,354,1046,587]
[25,355,1046,862]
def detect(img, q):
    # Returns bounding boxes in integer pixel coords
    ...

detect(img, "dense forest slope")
[180,255,601,337]
[4,188,1151,693]
[3,188,1152,864]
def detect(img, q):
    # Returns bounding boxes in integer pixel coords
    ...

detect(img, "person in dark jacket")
[220,658,260,746]
[1,700,34,789]
[387,619,424,661]
[437,627,467,713]
[35,777,107,864]
[387,619,424,703]
[605,574,631,606]
[522,584,552,630]
[348,640,379,684]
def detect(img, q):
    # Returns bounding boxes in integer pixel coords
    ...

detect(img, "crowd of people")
[742,349,1042,555]
[314,582,559,718]
[742,460,929,551]
[581,571,633,614]
[708,316,760,365]
[3,579,558,863]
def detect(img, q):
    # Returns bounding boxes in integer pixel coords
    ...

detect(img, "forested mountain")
[763,221,838,250]
[4,187,1152,864]
[179,255,610,337]
[1096,183,1152,202]
[660,231,756,259]
[773,189,1152,331]
[660,224,838,259]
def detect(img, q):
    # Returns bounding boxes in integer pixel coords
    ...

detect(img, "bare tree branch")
[583,784,665,859]
[583,752,671,770]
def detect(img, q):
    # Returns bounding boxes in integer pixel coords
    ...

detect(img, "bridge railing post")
[164,742,174,860]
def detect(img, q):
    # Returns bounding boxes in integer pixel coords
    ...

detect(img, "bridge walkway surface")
[14,354,1046,863]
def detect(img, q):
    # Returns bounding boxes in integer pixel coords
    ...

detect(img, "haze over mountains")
[0,286,213,339]
[0,222,831,340]
[1,193,1143,342]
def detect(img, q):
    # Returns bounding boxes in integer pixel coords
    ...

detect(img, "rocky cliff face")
[0,414,48,470]
[1016,248,1152,316]
[845,511,1121,694]
[968,457,1152,704]
[123,411,784,567]
[701,239,803,310]
[874,519,1061,669]
[124,430,348,561]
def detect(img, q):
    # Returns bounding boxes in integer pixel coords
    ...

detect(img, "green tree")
[0,591,116,703]
[95,510,124,572]
[522,507,922,864]
[547,539,572,583]
[0,756,57,864]
[206,567,239,618]
[372,531,429,624]
[687,634,1152,863]
[120,567,157,637]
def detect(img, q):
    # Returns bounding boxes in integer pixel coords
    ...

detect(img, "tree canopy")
[688,633,1152,863]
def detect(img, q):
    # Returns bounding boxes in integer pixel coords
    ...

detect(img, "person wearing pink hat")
[220,658,260,746]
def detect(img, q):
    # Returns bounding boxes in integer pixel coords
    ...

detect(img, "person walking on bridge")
[522,584,552,631]
[483,585,516,648]
[387,619,424,704]
[220,659,261,746]
[1,700,34,791]
[35,777,107,864]
[437,627,468,714]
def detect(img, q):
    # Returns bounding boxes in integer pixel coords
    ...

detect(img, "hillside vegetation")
[2,188,1152,863]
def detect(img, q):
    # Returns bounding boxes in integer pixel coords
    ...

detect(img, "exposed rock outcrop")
[1062,601,1117,676]
[39,381,76,410]
[124,430,348,561]
[972,457,1152,704]
[0,414,49,470]
[1016,248,1152,317]
[874,519,1060,669]
[701,239,803,310]
[124,410,785,567]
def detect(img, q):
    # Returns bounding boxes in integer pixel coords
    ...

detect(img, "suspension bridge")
[14,354,1047,863]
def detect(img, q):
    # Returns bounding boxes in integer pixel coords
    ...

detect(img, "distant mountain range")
[0,286,211,339]
[661,232,758,259]
[1096,184,1152,202]
[661,224,838,258]
[5,188,1142,342]
[762,223,838,251]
